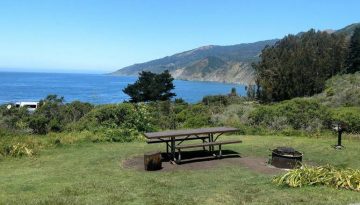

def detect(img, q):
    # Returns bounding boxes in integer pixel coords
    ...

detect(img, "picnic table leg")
[171,136,175,161]
[178,149,181,162]
[208,133,212,151]
[219,144,222,158]
[166,142,169,155]
[210,133,214,152]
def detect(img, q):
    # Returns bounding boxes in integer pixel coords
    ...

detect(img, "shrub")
[33,95,94,133]
[174,98,187,104]
[249,99,331,132]
[330,107,360,132]
[28,115,49,134]
[316,72,360,107]
[62,101,93,123]
[0,106,30,130]
[176,104,212,128]
[211,103,255,127]
[102,128,141,142]
[71,103,154,132]
[202,95,229,106]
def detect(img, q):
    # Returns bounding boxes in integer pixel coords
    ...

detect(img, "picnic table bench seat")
[175,140,242,162]
[175,140,242,149]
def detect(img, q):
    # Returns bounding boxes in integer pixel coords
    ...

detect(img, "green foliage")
[176,104,212,128]
[123,70,176,102]
[202,95,229,106]
[62,101,94,124]
[174,98,186,104]
[0,95,94,135]
[331,107,360,132]
[254,29,348,102]
[73,103,153,133]
[249,99,331,132]
[316,72,360,107]
[0,105,30,131]
[346,27,360,73]
[246,84,257,100]
[28,115,49,135]
[273,165,360,192]
[102,128,141,142]
[211,103,255,127]
[230,87,237,96]
[35,95,65,132]
[148,102,212,130]
[202,94,245,106]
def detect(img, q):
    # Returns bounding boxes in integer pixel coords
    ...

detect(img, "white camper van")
[15,102,39,112]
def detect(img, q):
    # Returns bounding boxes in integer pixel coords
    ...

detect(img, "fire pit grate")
[270,147,303,169]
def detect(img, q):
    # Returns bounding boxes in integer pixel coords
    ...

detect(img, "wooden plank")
[175,140,242,149]
[144,127,240,139]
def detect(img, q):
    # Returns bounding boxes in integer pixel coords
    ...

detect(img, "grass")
[1,134,360,205]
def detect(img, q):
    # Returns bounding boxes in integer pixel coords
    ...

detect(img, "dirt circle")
[122,152,285,175]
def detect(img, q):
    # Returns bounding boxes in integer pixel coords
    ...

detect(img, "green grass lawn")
[1,135,360,205]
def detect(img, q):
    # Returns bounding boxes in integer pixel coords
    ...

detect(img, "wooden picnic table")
[144,127,241,163]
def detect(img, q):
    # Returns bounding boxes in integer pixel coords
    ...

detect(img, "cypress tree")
[346,27,360,73]
[253,29,348,102]
[123,70,176,102]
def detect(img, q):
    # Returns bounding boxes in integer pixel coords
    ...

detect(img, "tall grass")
[273,165,360,191]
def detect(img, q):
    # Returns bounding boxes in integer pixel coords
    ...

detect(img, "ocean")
[0,72,246,104]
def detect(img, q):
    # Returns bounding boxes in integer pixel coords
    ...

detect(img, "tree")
[230,87,237,96]
[36,95,65,132]
[253,29,348,102]
[123,70,176,102]
[346,27,360,73]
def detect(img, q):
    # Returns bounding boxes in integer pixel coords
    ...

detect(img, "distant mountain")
[335,23,360,36]
[112,23,360,84]
[112,40,278,85]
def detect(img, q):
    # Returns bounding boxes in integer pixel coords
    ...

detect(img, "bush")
[316,72,360,107]
[102,128,141,142]
[0,95,95,134]
[176,104,212,128]
[0,105,30,131]
[211,103,255,127]
[28,115,49,134]
[202,95,229,106]
[249,99,331,133]
[331,107,360,132]
[202,95,245,106]
[71,103,154,132]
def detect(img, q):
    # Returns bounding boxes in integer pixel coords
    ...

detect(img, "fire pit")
[270,147,303,169]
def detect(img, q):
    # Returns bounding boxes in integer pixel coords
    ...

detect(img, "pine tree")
[123,70,176,102]
[346,27,360,73]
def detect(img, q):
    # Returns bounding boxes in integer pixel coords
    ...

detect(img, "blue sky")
[0,0,359,73]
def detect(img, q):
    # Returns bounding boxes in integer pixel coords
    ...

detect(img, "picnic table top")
[144,127,240,139]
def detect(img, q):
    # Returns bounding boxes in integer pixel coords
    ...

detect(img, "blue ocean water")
[0,72,246,104]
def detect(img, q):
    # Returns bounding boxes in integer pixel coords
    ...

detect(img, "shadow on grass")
[161,149,241,165]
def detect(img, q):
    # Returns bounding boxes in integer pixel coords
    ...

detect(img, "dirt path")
[122,152,285,175]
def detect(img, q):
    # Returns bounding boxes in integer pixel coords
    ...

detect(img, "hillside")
[335,23,360,36]
[112,40,278,85]
[112,23,360,85]
[315,72,360,107]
